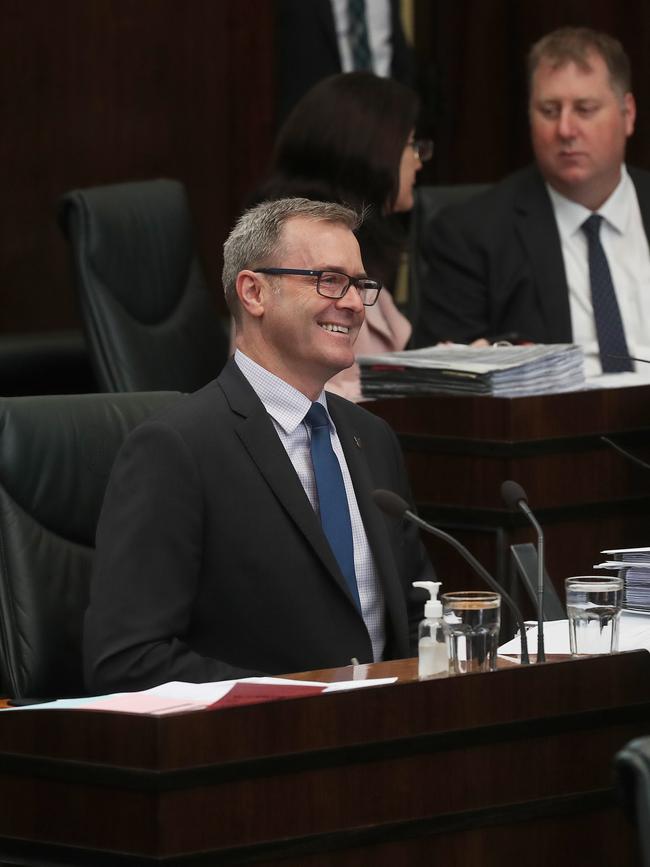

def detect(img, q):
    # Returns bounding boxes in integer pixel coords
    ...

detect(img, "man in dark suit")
[84,197,431,694]
[415,27,650,374]
[275,0,414,123]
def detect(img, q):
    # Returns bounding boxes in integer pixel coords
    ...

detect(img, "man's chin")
[547,168,593,196]
[325,350,357,376]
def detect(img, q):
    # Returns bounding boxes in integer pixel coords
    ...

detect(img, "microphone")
[501,481,546,663]
[601,436,650,472]
[372,489,530,664]
[598,350,650,470]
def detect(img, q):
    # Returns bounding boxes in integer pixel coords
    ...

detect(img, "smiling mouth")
[320,323,350,334]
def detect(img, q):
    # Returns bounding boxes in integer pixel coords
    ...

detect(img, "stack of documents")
[2,675,398,714]
[358,344,585,398]
[595,547,650,612]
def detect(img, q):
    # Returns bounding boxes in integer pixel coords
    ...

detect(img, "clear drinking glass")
[565,576,622,655]
[441,591,501,674]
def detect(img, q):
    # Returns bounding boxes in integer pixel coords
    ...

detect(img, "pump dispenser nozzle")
[413,581,442,619]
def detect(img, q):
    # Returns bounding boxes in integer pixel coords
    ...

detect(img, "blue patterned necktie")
[305,403,361,610]
[347,0,372,71]
[582,214,633,373]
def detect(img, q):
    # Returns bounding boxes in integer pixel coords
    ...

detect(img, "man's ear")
[623,92,636,137]
[236,270,266,319]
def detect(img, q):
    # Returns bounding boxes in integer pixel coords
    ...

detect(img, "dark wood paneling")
[0,0,274,332]
[0,653,647,863]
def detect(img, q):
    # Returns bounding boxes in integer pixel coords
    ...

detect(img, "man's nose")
[337,284,365,313]
[557,107,577,139]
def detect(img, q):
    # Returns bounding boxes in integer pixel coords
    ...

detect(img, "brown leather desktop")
[0,652,648,865]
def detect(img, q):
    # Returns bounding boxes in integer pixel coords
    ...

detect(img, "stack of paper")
[2,675,398,714]
[594,547,650,612]
[358,344,585,398]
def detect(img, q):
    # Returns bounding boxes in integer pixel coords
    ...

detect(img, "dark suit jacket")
[84,360,431,694]
[275,0,414,123]
[414,164,650,347]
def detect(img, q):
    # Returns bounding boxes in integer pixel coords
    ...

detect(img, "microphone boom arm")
[516,502,546,662]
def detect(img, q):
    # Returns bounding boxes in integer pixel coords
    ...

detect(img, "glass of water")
[565,576,623,655]
[441,591,501,674]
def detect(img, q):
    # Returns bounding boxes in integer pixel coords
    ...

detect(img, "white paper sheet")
[2,675,398,712]
[498,611,650,659]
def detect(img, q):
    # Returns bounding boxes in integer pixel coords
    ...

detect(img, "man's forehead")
[533,51,610,86]
[530,52,627,105]
[281,214,349,239]
[280,216,359,254]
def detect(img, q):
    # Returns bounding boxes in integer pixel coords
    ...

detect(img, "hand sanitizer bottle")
[412,581,447,677]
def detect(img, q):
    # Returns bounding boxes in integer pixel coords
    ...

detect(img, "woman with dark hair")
[255,71,431,400]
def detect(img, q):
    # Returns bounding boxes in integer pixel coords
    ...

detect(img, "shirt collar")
[546,164,632,240]
[234,349,329,434]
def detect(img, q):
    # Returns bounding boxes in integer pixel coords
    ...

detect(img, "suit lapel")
[218,361,357,606]
[514,168,573,342]
[630,167,650,242]
[315,0,340,61]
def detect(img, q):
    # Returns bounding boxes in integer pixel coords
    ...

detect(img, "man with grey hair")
[415,27,650,377]
[84,197,431,693]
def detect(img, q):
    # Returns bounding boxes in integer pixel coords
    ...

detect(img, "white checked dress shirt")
[234,350,386,661]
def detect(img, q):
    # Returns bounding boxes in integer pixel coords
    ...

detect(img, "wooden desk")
[0,652,648,865]
[366,386,650,604]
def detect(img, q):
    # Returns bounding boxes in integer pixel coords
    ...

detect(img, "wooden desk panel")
[367,385,650,442]
[0,652,648,865]
[366,387,650,601]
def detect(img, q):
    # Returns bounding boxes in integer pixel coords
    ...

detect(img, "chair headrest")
[0,392,182,544]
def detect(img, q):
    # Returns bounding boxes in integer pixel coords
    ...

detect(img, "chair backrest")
[58,178,229,393]
[615,736,650,867]
[0,391,182,699]
[408,183,492,330]
[509,542,566,621]
[0,330,95,396]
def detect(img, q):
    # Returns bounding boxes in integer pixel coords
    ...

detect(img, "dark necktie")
[305,403,361,610]
[347,0,372,71]
[582,213,633,373]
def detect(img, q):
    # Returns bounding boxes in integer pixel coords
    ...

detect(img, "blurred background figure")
[414,27,650,381]
[255,71,432,400]
[274,0,415,124]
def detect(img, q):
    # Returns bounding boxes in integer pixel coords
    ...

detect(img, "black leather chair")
[0,391,181,699]
[615,736,650,866]
[58,178,229,393]
[509,542,566,621]
[0,330,96,396]
[408,183,491,334]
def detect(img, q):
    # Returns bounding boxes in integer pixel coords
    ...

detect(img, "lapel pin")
[354,435,362,449]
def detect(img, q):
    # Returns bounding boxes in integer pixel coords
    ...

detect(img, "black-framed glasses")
[254,268,382,306]
[409,139,434,162]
